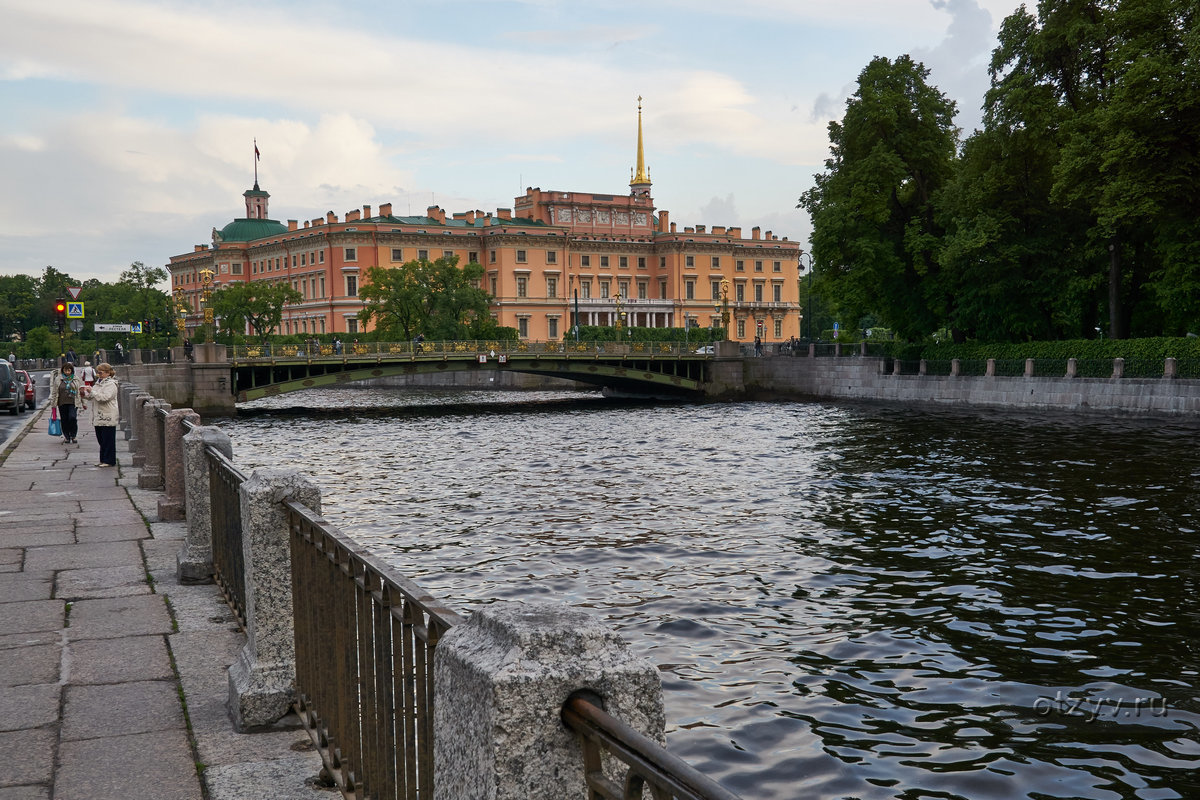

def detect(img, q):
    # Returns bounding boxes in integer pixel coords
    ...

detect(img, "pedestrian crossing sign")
[66,302,84,318]
[130,322,143,333]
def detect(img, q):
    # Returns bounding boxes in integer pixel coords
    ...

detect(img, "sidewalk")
[0,405,326,800]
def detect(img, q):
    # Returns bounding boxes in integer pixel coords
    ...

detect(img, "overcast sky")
[0,0,1026,284]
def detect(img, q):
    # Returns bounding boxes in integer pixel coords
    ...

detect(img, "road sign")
[67,287,82,299]
[70,320,83,333]
[95,324,132,333]
[130,322,143,333]
[66,302,84,318]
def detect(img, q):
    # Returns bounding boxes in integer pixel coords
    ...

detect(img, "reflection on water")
[220,389,1200,800]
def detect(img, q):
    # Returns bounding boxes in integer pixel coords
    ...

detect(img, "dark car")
[15,369,35,410]
[0,361,19,415]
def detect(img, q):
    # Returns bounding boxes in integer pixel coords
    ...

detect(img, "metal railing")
[287,501,463,800]
[209,447,249,628]
[562,693,742,800]
[228,340,709,362]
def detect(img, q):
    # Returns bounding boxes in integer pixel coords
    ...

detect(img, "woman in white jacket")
[84,362,119,467]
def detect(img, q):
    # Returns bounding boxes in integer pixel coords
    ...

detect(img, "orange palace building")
[168,107,802,343]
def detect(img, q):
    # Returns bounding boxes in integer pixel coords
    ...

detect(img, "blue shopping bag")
[48,407,61,437]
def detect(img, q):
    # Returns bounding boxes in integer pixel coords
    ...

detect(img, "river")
[216,387,1200,800]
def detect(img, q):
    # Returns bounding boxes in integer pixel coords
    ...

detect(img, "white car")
[693,345,715,354]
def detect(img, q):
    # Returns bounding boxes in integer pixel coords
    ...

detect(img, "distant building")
[168,102,802,342]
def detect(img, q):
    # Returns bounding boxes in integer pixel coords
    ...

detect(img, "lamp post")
[720,279,731,340]
[199,267,214,342]
[798,252,813,341]
[613,290,623,341]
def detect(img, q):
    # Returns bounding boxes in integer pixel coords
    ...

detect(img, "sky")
[0,0,1028,285]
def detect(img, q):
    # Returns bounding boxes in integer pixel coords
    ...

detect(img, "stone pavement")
[0,405,328,800]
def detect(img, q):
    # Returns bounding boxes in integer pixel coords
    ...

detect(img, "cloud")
[914,0,999,133]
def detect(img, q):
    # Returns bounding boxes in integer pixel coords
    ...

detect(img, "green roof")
[217,218,289,243]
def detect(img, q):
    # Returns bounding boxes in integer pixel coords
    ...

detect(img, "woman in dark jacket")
[50,362,81,444]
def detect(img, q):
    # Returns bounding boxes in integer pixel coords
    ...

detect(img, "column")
[176,425,232,584]
[157,408,200,521]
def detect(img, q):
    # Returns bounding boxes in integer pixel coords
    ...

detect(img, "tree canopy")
[357,256,506,341]
[210,281,302,341]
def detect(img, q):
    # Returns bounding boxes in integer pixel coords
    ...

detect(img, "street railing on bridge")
[125,384,746,800]
[228,340,710,361]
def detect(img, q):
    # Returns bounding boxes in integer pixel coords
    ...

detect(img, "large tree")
[210,281,302,341]
[358,256,499,340]
[799,55,959,340]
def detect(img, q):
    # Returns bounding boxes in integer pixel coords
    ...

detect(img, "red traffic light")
[55,302,66,313]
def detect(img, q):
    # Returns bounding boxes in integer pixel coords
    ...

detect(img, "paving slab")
[0,684,60,732]
[0,643,60,688]
[66,594,172,640]
[0,785,50,800]
[55,730,202,800]
[56,565,149,600]
[0,531,74,548]
[0,728,55,787]
[22,541,141,574]
[62,680,185,741]
[68,635,174,685]
[0,600,64,637]
[0,576,52,604]
[204,753,330,800]
[73,523,148,543]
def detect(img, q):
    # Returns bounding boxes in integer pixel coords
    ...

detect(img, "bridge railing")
[117,384,746,800]
[229,340,710,361]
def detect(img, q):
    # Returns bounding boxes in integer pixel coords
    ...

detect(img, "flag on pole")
[254,141,260,160]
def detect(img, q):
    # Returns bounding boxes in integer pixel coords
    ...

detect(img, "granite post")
[1112,358,1125,379]
[950,358,961,378]
[1067,358,1078,379]
[128,392,152,464]
[176,425,233,584]
[434,601,665,800]
[1165,357,1177,379]
[158,408,201,521]
[227,468,321,731]
[119,383,140,439]
[137,399,170,488]
[1024,358,1035,378]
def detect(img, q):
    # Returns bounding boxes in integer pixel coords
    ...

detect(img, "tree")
[358,256,499,340]
[0,274,38,340]
[210,282,302,341]
[118,262,169,347]
[799,55,959,340]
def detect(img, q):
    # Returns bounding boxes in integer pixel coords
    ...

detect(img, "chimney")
[327,211,338,224]
[497,208,512,220]
[194,245,205,252]
[670,222,676,233]
[752,226,761,240]
[465,210,476,224]
[363,205,372,218]
[380,202,392,217]
[696,224,706,233]
[303,220,309,229]
[684,227,694,233]
[288,220,298,231]
[729,227,742,238]
[347,209,361,222]
[713,225,726,235]
[658,210,670,232]
[313,218,323,227]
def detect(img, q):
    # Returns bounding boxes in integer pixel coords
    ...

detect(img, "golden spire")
[631,96,651,189]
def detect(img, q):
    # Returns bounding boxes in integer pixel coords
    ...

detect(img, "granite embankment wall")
[742,357,1200,416]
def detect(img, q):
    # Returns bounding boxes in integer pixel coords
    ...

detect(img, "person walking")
[83,362,119,467]
[79,361,96,410]
[50,362,81,444]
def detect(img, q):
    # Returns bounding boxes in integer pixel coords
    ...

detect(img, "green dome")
[217,218,288,243]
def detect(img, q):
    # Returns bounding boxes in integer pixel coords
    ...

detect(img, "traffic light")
[54,300,66,333]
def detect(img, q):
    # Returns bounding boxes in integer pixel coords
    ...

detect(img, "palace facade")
[168,106,802,343]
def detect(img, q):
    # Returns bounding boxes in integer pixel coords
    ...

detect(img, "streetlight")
[720,279,731,340]
[798,252,813,341]
[199,268,214,342]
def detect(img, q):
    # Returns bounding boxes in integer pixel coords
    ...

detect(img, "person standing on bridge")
[83,362,119,467]
[79,361,96,410]
[50,361,80,444]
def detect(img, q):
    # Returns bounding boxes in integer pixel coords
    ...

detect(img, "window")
[490,251,497,263]
[685,255,695,268]
[581,280,592,299]
[600,255,609,268]
[658,279,667,299]
[546,250,557,264]
[319,251,325,264]
[737,319,746,338]
[774,319,783,338]
[736,283,745,302]
[344,248,357,262]
[443,250,454,260]
[517,277,527,297]
[711,256,720,269]
[754,284,763,302]
[581,255,591,267]
[489,275,498,296]
[685,280,695,300]
[232,263,242,275]
[300,253,306,266]
[346,275,358,297]
[619,256,628,269]
[516,249,527,263]
[547,277,558,298]
[659,256,666,268]
[518,318,529,338]
[637,281,647,300]
[712,280,721,299]
[392,248,403,262]
[773,284,782,302]
[292,255,298,267]
[600,280,610,299]
[469,251,479,264]
[348,318,359,334]
[418,249,428,261]
[638,257,647,270]
[754,260,763,272]
[320,276,325,297]
[548,318,559,339]
[773,260,782,272]
[310,251,316,265]
[618,281,629,298]
[736,260,745,272]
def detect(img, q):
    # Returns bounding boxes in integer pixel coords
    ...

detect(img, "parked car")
[15,369,35,410]
[0,361,20,415]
